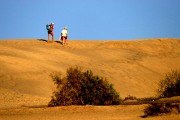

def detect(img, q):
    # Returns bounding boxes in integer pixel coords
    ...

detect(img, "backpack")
[46,24,50,30]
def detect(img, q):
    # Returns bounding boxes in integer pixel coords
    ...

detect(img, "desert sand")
[0,38,180,119]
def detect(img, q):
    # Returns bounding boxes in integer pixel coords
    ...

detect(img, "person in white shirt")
[60,27,68,45]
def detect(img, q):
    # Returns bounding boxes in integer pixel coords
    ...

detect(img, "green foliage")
[158,70,180,98]
[143,103,180,117]
[143,69,180,117]
[144,103,172,116]
[48,66,121,106]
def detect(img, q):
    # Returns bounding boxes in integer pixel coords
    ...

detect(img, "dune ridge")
[0,38,180,109]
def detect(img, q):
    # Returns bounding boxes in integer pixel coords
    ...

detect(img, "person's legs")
[48,31,54,43]
[61,36,65,45]
[48,33,50,42]
[62,37,65,45]
[64,36,68,45]
[61,36,63,45]
[51,32,54,42]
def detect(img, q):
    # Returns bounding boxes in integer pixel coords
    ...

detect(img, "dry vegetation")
[142,70,180,117]
[48,66,121,106]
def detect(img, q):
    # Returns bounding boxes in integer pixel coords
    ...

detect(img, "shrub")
[124,95,137,101]
[48,66,121,106]
[143,69,180,117]
[144,103,171,116]
[143,102,180,117]
[158,70,180,98]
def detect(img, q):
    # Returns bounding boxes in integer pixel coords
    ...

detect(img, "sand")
[0,38,180,119]
[0,105,179,120]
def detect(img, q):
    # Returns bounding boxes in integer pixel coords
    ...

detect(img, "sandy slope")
[0,105,180,120]
[0,38,180,109]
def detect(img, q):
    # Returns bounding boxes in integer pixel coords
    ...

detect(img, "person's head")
[64,27,68,30]
[51,23,54,26]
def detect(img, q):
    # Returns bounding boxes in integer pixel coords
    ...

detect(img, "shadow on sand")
[38,39,63,45]
[38,39,48,42]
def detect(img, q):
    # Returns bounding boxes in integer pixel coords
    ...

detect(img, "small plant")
[143,69,180,117]
[158,69,180,98]
[143,102,180,117]
[144,103,170,116]
[124,95,137,101]
[48,66,121,106]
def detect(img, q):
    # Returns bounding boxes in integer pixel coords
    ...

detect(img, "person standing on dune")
[60,27,68,45]
[47,23,54,42]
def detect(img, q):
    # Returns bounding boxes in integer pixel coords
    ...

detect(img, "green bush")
[143,69,180,117]
[144,103,172,116]
[158,70,180,98]
[48,66,121,106]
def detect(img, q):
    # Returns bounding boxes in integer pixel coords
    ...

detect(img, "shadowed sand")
[0,38,180,119]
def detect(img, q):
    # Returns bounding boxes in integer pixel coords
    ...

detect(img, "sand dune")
[0,38,180,109]
[1,105,180,120]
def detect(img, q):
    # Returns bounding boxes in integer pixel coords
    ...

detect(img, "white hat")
[51,23,54,24]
